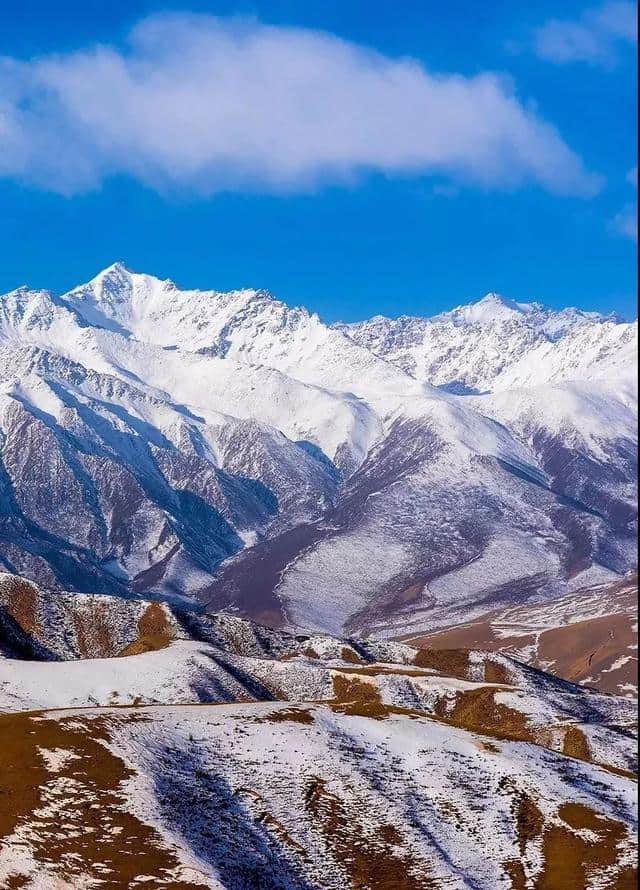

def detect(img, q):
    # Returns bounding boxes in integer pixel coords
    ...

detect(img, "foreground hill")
[0,573,637,887]
[1,701,636,890]
[0,266,636,636]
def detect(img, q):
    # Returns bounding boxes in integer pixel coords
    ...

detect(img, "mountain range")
[0,264,636,637]
[1,268,637,888]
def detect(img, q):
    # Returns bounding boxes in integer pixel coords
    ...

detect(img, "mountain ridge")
[0,266,636,637]
[341,290,627,328]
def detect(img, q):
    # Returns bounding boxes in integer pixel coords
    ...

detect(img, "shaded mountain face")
[0,265,637,635]
[0,573,637,889]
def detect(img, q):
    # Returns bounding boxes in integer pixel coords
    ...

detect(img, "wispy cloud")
[533,1,636,66]
[610,168,637,241]
[610,205,638,240]
[0,13,601,197]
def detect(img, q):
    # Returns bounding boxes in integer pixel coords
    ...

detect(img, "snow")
[5,699,632,889]
[37,748,80,772]
[471,377,637,459]
[601,655,633,673]
[0,641,221,710]
[0,266,636,634]
[426,533,561,609]
[339,291,637,393]
[0,570,637,888]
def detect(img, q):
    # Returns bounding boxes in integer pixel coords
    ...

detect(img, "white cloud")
[610,168,637,241]
[533,1,636,65]
[610,205,638,240]
[0,13,600,197]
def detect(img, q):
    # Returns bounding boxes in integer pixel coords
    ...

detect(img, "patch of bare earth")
[414,613,638,696]
[329,672,425,719]
[255,707,315,725]
[413,647,513,684]
[0,576,39,635]
[502,789,545,886]
[501,787,636,889]
[562,725,591,761]
[413,646,472,678]
[537,613,637,694]
[340,646,364,664]
[405,576,638,697]
[433,686,532,744]
[118,601,176,656]
[73,600,120,657]
[0,711,208,888]
[535,802,637,890]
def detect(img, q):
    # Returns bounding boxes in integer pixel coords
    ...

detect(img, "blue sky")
[0,1,636,320]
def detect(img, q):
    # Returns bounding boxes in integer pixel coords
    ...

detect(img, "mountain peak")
[87,262,182,295]
[91,261,136,283]
[102,260,131,274]
[476,291,527,312]
[439,292,527,325]
[478,291,508,304]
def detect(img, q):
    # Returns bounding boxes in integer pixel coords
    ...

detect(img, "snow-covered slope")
[0,267,636,634]
[337,292,637,393]
[0,574,636,889]
[2,699,636,890]
[63,264,426,401]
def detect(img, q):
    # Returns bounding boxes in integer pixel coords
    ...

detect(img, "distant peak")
[478,292,505,302]
[436,292,527,325]
[475,292,522,311]
[94,261,134,279]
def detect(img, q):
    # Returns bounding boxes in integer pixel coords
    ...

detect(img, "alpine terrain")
[0,265,636,642]
[0,572,637,888]
[0,265,637,889]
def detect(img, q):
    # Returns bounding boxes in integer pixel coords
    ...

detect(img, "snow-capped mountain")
[336,292,635,393]
[0,266,636,635]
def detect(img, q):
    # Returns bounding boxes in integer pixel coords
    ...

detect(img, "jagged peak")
[475,292,546,315]
[76,263,272,301]
[0,284,55,300]
[97,260,132,276]
[82,261,152,291]
[477,291,512,305]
